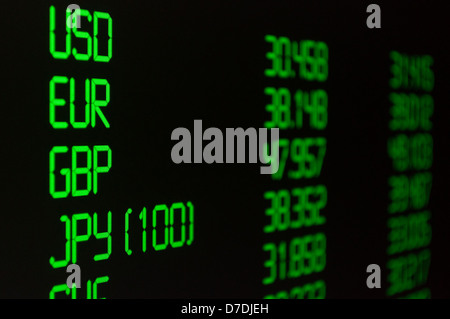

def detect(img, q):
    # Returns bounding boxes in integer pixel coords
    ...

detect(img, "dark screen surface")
[1,0,449,298]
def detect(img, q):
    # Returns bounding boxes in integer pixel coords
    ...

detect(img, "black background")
[0,0,449,298]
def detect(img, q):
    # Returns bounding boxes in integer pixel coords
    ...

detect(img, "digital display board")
[1,0,449,299]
